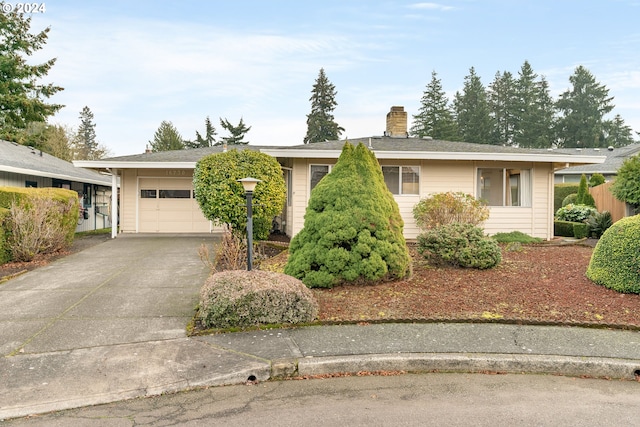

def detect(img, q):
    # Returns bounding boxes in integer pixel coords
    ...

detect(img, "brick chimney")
[385,106,407,137]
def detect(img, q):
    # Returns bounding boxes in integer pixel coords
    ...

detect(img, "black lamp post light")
[237,177,261,271]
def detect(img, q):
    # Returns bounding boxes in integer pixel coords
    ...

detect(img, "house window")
[477,168,531,207]
[52,179,71,190]
[140,189,157,198]
[310,165,331,191]
[159,189,191,199]
[83,183,92,207]
[382,166,420,195]
[25,180,37,188]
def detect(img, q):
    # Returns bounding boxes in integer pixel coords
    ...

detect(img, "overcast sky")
[25,0,640,156]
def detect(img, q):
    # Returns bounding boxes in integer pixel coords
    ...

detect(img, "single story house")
[554,143,640,184]
[75,107,605,240]
[0,139,114,232]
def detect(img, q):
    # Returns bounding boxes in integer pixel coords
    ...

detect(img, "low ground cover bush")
[416,223,501,269]
[587,215,640,294]
[555,204,597,223]
[492,231,543,244]
[198,270,318,329]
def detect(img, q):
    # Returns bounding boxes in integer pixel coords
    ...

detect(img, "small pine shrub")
[589,173,605,187]
[198,270,319,328]
[586,215,640,293]
[413,192,489,231]
[416,223,501,269]
[575,174,596,207]
[561,193,577,207]
[555,204,597,223]
[586,211,612,238]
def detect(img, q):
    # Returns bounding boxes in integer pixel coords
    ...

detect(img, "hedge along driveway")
[0,234,215,356]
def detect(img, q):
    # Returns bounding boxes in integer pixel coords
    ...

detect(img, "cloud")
[407,3,455,11]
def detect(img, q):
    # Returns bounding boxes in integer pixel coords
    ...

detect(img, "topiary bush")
[572,222,589,239]
[586,215,640,293]
[412,192,489,231]
[554,220,580,237]
[416,223,501,269]
[589,173,605,187]
[193,149,286,241]
[555,204,597,223]
[198,270,319,328]
[284,142,411,288]
[554,183,580,212]
[561,193,577,207]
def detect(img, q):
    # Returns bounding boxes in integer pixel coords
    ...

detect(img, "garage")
[138,177,211,233]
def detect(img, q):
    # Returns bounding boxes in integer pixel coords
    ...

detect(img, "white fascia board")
[73,161,197,169]
[261,149,606,164]
[0,165,111,186]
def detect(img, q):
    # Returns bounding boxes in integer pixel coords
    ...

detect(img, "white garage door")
[138,177,211,233]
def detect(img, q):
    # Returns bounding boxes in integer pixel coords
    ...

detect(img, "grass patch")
[75,228,112,237]
[492,231,543,244]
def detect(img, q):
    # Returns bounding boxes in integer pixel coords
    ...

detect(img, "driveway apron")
[0,234,215,356]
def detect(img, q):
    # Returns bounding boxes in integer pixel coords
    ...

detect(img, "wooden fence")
[589,181,628,223]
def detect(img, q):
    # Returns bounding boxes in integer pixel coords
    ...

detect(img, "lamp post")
[237,177,261,271]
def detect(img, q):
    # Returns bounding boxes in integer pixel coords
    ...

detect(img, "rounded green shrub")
[561,193,577,207]
[284,142,411,288]
[589,173,605,187]
[416,223,501,269]
[198,270,319,328]
[193,149,286,240]
[555,204,596,222]
[586,215,640,294]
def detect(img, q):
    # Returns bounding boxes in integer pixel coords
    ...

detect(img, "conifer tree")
[72,106,98,159]
[219,117,250,145]
[303,68,344,144]
[285,142,411,288]
[149,120,184,152]
[410,71,458,140]
[555,66,614,148]
[603,114,635,148]
[453,67,494,144]
[0,5,63,142]
[185,116,217,148]
[488,70,516,145]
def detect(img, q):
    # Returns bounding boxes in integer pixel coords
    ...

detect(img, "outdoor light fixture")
[238,177,261,271]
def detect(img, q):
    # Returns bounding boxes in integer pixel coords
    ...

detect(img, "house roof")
[0,140,112,186]
[74,137,607,170]
[554,143,640,175]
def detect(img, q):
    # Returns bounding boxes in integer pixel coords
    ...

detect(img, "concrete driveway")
[0,234,215,357]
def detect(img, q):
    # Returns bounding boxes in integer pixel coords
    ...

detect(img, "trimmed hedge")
[198,270,318,328]
[554,220,580,237]
[554,183,579,212]
[587,215,640,293]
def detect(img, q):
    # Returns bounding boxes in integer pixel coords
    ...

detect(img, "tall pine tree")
[488,71,516,145]
[149,121,184,152]
[453,67,494,144]
[219,117,250,145]
[410,71,458,140]
[72,106,99,159]
[185,116,216,148]
[603,114,635,147]
[0,5,63,142]
[513,61,556,148]
[304,68,344,144]
[555,65,614,148]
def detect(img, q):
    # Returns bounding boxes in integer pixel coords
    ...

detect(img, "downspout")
[109,168,118,239]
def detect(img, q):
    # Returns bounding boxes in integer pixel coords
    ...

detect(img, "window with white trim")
[477,168,531,207]
[382,166,420,195]
[310,164,331,191]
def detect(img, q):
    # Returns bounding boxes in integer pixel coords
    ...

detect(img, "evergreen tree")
[0,5,63,142]
[219,117,250,145]
[185,116,216,148]
[149,120,184,152]
[410,70,458,140]
[42,124,73,161]
[603,114,635,147]
[488,70,516,145]
[284,142,411,288]
[72,106,97,159]
[303,68,344,144]
[555,66,614,148]
[513,61,556,148]
[453,67,494,144]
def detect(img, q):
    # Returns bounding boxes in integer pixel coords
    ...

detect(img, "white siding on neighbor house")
[0,170,51,188]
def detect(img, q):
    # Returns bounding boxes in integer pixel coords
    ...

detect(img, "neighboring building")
[554,143,640,183]
[75,107,605,240]
[0,140,114,232]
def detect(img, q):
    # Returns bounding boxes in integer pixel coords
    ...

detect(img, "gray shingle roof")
[554,143,640,174]
[102,145,281,163]
[0,140,111,185]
